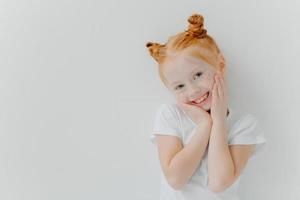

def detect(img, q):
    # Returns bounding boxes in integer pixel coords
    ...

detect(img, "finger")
[219,75,228,99]
[219,74,226,89]
[219,76,229,105]
[217,75,225,98]
[216,75,223,98]
[212,78,219,99]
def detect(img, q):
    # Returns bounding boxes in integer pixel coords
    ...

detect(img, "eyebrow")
[170,68,203,86]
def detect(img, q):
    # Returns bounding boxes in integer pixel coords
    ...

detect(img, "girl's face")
[163,52,225,111]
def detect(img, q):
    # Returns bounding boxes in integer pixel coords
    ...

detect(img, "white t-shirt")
[150,103,267,200]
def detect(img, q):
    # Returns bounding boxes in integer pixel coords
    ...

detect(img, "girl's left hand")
[210,71,229,123]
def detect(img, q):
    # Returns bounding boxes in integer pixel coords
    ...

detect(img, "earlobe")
[217,62,225,73]
[217,64,226,76]
[219,54,225,62]
[220,62,225,68]
[217,53,226,69]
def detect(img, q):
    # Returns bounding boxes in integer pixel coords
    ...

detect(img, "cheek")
[207,75,216,90]
[203,76,211,85]
[197,75,215,89]
[174,93,186,102]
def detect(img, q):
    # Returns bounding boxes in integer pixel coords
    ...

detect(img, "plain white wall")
[0,0,299,199]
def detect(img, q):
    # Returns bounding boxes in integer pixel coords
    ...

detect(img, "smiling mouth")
[191,91,209,104]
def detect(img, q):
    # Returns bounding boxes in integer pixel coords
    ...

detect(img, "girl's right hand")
[178,102,212,127]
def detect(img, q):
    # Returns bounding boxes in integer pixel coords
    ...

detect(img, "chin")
[197,103,210,110]
[194,93,212,109]
[191,100,210,112]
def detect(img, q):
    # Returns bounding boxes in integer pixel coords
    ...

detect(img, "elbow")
[208,184,226,194]
[208,179,230,194]
[167,175,187,191]
[208,171,236,194]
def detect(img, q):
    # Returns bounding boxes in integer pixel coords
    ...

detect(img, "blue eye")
[194,72,203,79]
[174,72,202,91]
[175,84,184,90]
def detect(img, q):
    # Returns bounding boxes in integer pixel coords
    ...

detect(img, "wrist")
[197,118,212,127]
[197,120,212,133]
[213,119,223,124]
[212,119,227,130]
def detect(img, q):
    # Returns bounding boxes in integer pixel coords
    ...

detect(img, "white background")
[0,0,299,199]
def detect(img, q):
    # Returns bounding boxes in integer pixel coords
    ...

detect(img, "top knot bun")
[186,14,207,39]
[145,13,220,65]
[145,42,165,62]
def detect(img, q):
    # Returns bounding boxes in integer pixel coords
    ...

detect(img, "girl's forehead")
[163,54,211,74]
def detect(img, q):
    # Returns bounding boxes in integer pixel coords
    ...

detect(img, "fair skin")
[158,48,255,192]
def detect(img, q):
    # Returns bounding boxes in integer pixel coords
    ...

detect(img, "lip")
[190,91,209,104]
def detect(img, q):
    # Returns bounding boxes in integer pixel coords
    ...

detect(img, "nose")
[188,84,202,99]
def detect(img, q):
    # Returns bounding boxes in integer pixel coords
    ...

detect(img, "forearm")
[207,121,234,188]
[169,123,212,189]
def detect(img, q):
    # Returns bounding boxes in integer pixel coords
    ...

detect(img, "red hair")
[146,14,223,85]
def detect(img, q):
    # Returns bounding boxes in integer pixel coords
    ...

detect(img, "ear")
[217,53,226,71]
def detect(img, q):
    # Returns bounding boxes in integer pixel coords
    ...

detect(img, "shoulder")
[154,103,182,121]
[235,113,258,129]
[229,108,258,128]
[229,110,263,139]
[156,102,178,110]
[227,110,267,157]
[156,103,180,115]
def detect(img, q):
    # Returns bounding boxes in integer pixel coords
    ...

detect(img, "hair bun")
[146,42,155,48]
[186,14,207,39]
[145,42,165,62]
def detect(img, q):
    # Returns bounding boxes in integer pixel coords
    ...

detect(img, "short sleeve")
[150,104,182,144]
[229,114,267,159]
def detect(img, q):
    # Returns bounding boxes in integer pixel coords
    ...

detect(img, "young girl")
[146,14,267,200]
